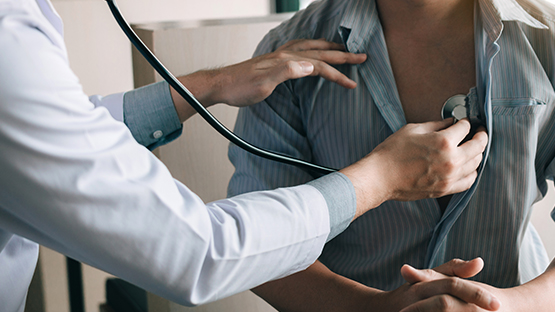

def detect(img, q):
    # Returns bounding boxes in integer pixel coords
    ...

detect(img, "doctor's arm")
[0,25,366,305]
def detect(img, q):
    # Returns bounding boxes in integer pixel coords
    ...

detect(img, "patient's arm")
[254,259,500,312]
[253,260,378,312]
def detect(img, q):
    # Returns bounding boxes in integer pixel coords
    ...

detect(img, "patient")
[228,0,555,310]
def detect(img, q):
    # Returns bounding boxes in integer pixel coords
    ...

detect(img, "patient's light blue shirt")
[229,0,555,290]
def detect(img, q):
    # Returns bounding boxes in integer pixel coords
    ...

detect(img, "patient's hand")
[399,257,555,312]
[367,258,501,312]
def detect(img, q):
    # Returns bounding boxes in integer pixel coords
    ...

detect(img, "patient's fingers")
[436,258,485,279]
[413,278,499,311]
[401,258,484,284]
[400,260,498,311]
[400,295,484,312]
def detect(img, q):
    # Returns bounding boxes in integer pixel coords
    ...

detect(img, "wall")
[38,2,271,312]
[52,0,270,96]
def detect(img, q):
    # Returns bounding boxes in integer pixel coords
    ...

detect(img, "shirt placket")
[425,3,501,267]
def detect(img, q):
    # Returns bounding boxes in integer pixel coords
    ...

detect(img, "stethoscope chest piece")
[441,95,467,122]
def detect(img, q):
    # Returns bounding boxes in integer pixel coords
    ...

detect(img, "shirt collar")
[338,0,380,53]
[338,0,548,48]
[478,0,548,42]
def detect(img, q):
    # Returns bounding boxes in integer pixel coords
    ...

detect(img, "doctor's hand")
[341,118,488,219]
[171,39,367,122]
[368,258,501,312]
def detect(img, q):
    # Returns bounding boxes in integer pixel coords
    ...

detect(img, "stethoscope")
[105,0,336,176]
[106,0,472,176]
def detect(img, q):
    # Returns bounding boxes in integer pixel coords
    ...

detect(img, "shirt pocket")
[487,98,546,215]
[490,98,546,153]
[491,98,546,115]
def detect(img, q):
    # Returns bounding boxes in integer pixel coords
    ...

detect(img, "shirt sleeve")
[308,173,356,241]
[89,81,183,150]
[227,30,356,242]
[0,11,332,306]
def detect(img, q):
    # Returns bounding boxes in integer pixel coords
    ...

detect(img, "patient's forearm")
[253,261,379,312]
[507,258,555,311]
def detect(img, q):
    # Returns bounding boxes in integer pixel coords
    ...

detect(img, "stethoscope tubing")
[106,0,336,176]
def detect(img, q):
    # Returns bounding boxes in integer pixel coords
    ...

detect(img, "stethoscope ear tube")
[105,0,335,176]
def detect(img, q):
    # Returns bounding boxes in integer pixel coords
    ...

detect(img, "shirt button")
[152,130,164,139]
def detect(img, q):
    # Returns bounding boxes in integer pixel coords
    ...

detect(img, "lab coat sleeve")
[0,9,332,306]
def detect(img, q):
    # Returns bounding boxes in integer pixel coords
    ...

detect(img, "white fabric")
[89,93,125,123]
[0,0,331,310]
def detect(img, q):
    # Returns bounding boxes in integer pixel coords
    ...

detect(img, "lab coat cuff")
[123,81,183,150]
[89,93,125,122]
[308,172,356,242]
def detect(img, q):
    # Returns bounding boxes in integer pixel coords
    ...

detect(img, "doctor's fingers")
[438,119,473,145]
[288,49,368,65]
[414,119,456,133]
[457,128,488,161]
[456,152,483,181]
[400,295,491,312]
[443,170,478,195]
[276,38,347,52]
[268,58,359,89]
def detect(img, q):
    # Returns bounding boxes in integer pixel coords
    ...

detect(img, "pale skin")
[246,0,554,311]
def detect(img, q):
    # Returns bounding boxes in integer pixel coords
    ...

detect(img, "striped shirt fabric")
[228,0,555,290]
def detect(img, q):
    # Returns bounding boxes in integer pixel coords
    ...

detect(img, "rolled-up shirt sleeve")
[90,81,183,150]
[308,172,356,241]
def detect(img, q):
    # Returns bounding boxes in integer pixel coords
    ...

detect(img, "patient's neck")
[376,0,474,45]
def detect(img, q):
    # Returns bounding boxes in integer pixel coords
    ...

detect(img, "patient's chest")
[386,35,476,124]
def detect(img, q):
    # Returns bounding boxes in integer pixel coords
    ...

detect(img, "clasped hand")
[369,258,502,312]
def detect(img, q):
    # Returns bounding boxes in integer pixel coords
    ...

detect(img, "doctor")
[0,0,491,311]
